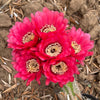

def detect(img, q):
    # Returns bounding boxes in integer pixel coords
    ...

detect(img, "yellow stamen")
[51,62,68,75]
[41,24,56,33]
[45,42,62,57]
[22,32,34,44]
[71,41,81,53]
[26,59,39,73]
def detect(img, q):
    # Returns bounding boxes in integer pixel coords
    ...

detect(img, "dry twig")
[1,79,11,87]
[2,57,11,62]
[40,94,51,99]
[69,17,79,25]
[1,64,12,73]
[0,0,11,10]
[3,83,20,93]
[0,56,6,65]
[55,94,58,100]
[22,91,31,95]
[8,74,11,85]
[0,92,2,99]
[75,93,82,100]
[93,63,100,70]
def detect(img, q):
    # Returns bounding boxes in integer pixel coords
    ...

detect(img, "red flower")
[12,52,42,85]
[31,7,68,38]
[35,33,70,61]
[7,7,94,87]
[7,17,38,50]
[66,27,94,63]
[43,57,79,87]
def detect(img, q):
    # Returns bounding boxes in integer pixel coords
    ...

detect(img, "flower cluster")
[7,8,94,87]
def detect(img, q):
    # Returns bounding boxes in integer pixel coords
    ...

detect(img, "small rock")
[97,39,100,55]
[96,0,100,16]
[68,0,86,15]
[56,0,67,4]
[43,2,54,10]
[22,3,43,18]
[0,36,6,48]
[80,10,98,32]
[79,72,96,81]
[80,4,88,14]
[0,33,12,58]
[86,74,96,81]
[0,29,9,41]
[79,72,87,80]
[96,73,100,81]
[89,24,100,39]
[97,56,100,64]
[56,0,67,7]
[0,13,12,28]
[97,38,100,46]
[87,0,95,6]
[0,0,7,5]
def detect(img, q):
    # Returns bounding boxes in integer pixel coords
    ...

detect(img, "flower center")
[26,59,39,73]
[22,32,34,44]
[71,41,81,53]
[41,24,56,33]
[51,62,68,75]
[45,42,62,57]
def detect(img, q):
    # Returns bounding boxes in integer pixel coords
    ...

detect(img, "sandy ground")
[0,0,100,100]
